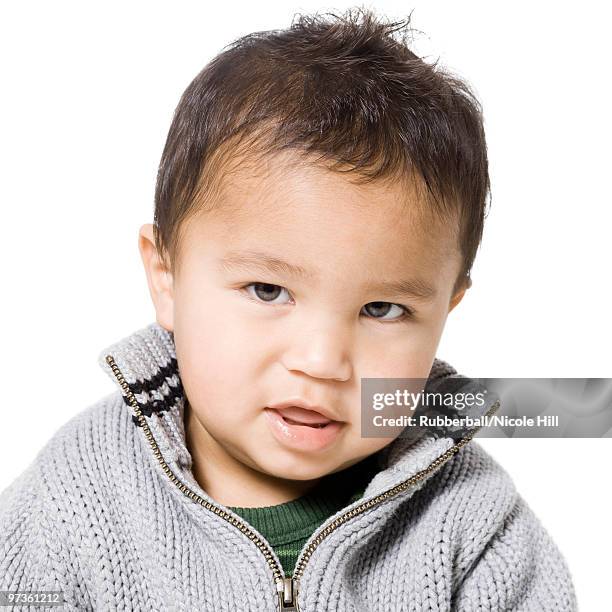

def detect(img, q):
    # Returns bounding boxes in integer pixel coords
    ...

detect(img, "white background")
[1,1,610,608]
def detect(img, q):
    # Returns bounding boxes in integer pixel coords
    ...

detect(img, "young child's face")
[141,149,467,483]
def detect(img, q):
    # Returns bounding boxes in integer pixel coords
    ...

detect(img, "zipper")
[105,354,500,612]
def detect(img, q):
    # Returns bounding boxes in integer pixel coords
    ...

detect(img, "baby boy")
[0,7,577,611]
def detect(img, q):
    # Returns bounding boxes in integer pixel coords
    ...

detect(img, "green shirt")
[227,453,380,577]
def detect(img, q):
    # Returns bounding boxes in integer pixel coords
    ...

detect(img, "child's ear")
[448,275,471,313]
[138,223,174,332]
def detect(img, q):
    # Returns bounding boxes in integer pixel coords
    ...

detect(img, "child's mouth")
[272,405,336,428]
[264,407,344,451]
[280,415,329,428]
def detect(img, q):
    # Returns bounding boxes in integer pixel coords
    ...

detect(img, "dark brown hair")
[153,6,491,294]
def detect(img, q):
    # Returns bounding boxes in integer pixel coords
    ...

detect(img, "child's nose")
[280,321,353,382]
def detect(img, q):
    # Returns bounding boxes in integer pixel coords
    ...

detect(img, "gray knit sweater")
[0,322,578,611]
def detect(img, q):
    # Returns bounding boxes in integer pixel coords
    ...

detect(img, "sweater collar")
[97,321,497,502]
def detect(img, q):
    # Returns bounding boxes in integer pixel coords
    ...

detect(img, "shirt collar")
[97,321,497,501]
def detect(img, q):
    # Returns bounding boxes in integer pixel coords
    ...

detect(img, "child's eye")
[243,282,293,305]
[361,301,412,323]
[242,283,412,323]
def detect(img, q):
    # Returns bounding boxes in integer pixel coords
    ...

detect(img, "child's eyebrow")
[219,250,315,280]
[218,249,438,302]
[364,277,438,302]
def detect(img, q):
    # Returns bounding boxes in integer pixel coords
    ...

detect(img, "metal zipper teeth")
[105,355,499,603]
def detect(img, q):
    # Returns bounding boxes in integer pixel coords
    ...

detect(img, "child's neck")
[184,401,322,508]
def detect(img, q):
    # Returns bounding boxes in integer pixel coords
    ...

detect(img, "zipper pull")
[277,577,300,611]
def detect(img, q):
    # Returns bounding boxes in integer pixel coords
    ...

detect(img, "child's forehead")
[177,146,461,280]
[182,166,459,286]
[197,146,445,228]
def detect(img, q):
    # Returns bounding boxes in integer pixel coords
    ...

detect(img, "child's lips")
[264,408,345,451]
[273,405,333,426]
[266,398,341,423]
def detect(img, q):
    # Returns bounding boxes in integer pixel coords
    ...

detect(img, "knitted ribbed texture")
[228,452,380,577]
[0,322,578,611]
